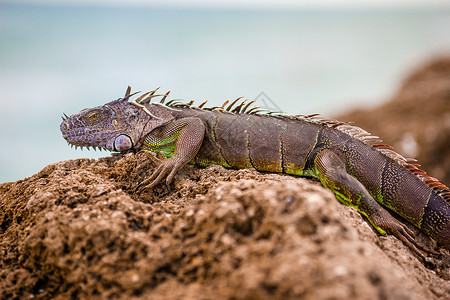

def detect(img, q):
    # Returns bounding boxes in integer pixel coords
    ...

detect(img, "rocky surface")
[1,57,450,299]
[1,155,449,299]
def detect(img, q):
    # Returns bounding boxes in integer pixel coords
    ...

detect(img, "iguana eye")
[90,114,97,120]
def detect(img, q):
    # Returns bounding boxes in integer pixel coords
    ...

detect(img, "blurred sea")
[0,3,450,183]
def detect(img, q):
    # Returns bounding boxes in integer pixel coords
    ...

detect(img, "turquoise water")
[0,3,449,183]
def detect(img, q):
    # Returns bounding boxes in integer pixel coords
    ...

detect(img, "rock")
[0,153,449,299]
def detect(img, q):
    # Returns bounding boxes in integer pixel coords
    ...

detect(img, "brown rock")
[1,153,449,299]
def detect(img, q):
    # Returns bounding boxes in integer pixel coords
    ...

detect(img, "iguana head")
[60,86,173,152]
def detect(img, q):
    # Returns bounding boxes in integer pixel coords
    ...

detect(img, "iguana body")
[60,87,450,257]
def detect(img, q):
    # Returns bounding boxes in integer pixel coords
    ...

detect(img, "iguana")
[60,86,450,258]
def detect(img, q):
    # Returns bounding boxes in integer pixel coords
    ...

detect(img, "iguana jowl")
[60,86,450,257]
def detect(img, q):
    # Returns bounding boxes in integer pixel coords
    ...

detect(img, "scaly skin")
[61,87,450,258]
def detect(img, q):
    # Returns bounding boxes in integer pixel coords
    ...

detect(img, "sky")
[2,0,450,9]
[1,0,449,183]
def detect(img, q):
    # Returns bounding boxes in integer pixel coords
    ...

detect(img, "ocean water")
[0,3,449,183]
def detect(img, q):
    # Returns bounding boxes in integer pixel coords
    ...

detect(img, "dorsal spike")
[221,100,230,109]
[141,94,163,105]
[207,106,221,111]
[121,86,140,101]
[372,144,394,150]
[406,158,418,163]
[232,99,247,113]
[130,96,161,119]
[305,113,320,118]
[123,86,132,100]
[246,106,261,114]
[160,91,171,103]
[249,109,265,115]
[149,87,160,96]
[198,100,208,108]
[130,91,140,97]
[266,111,284,116]
[134,92,152,104]
[226,97,243,112]
[123,86,131,99]
[241,101,256,113]
[168,100,184,107]
[166,99,179,106]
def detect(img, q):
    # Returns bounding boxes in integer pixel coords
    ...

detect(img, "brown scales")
[127,86,450,202]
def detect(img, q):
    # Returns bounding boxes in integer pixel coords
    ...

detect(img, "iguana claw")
[389,225,440,259]
[137,150,165,165]
[372,210,439,259]
[135,150,180,194]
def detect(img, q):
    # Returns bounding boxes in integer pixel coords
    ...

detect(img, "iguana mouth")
[67,144,107,152]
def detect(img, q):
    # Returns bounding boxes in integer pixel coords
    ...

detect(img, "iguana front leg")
[313,149,437,258]
[137,117,205,193]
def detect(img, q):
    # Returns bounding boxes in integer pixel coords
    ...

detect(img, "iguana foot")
[313,149,439,260]
[371,210,439,259]
[135,150,181,194]
[137,149,165,164]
